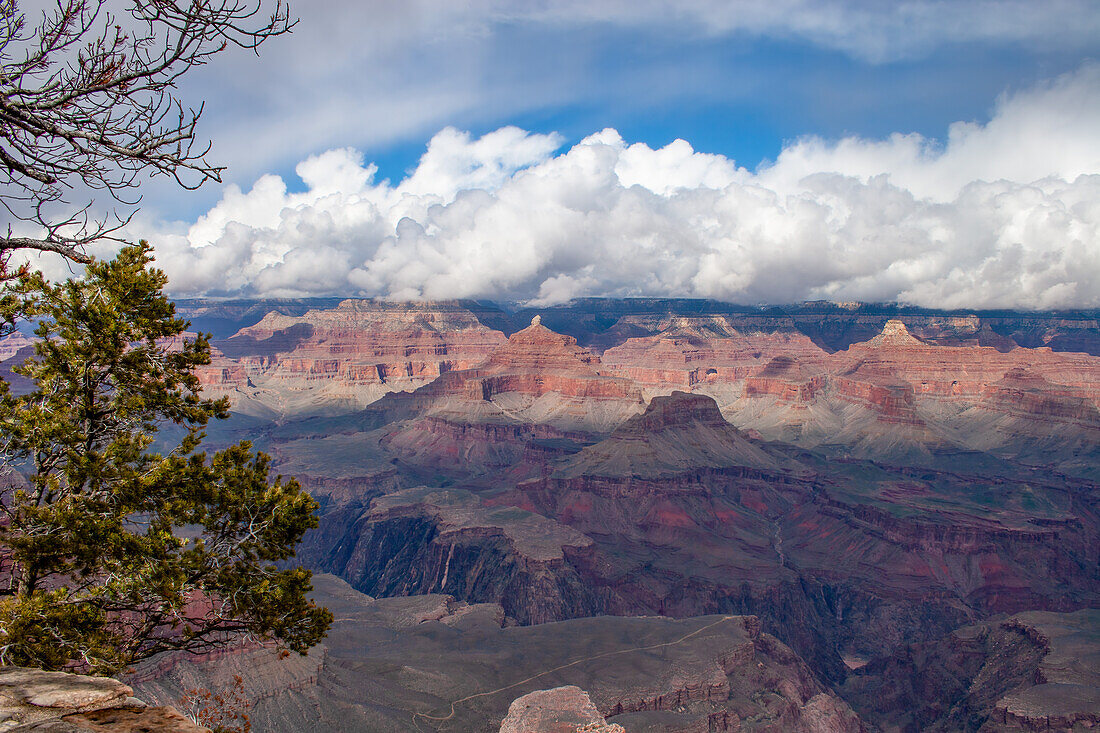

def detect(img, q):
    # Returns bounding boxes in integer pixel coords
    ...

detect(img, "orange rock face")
[186,300,1100,463]
[743,356,827,406]
[372,318,647,435]
[833,319,1100,404]
[587,317,1100,460]
[477,320,644,402]
[831,362,924,425]
[680,319,1100,460]
[601,320,829,392]
[980,367,1100,424]
[192,300,507,417]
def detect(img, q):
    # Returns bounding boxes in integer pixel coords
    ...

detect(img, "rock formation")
[257,320,648,503]
[720,318,1100,464]
[367,318,646,430]
[187,299,1100,470]
[193,300,507,417]
[550,391,796,479]
[498,687,624,733]
[335,390,1097,682]
[0,667,206,732]
[300,487,598,624]
[842,609,1100,731]
[131,297,1100,732]
[132,574,864,733]
[0,331,35,361]
[601,318,829,397]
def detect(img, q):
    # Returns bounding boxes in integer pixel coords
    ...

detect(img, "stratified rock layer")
[155,298,1100,732]
[194,300,507,417]
[0,667,206,732]
[498,687,624,733]
[381,318,647,432]
[301,487,598,625]
[322,390,1096,681]
[133,575,864,733]
[841,609,1100,732]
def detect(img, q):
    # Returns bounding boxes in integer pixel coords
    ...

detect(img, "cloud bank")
[148,65,1100,310]
[516,0,1100,63]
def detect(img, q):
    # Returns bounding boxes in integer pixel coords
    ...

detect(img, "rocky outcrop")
[0,667,206,732]
[303,487,599,624]
[495,299,1100,356]
[743,355,827,406]
[193,300,507,417]
[358,318,647,435]
[984,611,1100,731]
[133,575,863,733]
[842,609,1100,732]
[192,299,1100,467]
[834,320,1100,406]
[601,320,829,394]
[379,416,591,479]
[0,334,37,395]
[549,391,800,480]
[720,319,1100,464]
[974,368,1100,430]
[505,392,1093,672]
[0,332,35,361]
[300,390,1096,687]
[831,361,925,426]
[498,687,624,733]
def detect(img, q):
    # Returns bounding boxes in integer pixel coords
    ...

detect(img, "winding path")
[414,614,738,726]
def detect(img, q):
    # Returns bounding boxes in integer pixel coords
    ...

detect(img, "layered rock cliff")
[841,609,1100,731]
[0,667,206,732]
[313,389,1097,687]
[354,317,647,437]
[137,298,1100,732]
[193,300,507,417]
[132,575,864,733]
[301,487,600,625]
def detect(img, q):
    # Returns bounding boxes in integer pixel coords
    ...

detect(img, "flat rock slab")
[996,683,1100,729]
[0,668,131,712]
[0,667,206,733]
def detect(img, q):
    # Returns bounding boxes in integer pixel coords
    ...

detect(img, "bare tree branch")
[0,0,295,269]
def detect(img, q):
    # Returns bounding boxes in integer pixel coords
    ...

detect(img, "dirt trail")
[414,614,738,726]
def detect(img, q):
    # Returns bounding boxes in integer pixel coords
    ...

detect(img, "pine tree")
[0,243,330,674]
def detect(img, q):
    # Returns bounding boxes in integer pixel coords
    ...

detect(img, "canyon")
[4,296,1098,731]
[131,574,865,732]
[193,300,509,418]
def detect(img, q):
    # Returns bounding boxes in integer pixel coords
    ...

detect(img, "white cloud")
[148,65,1100,310]
[760,64,1100,200]
[153,0,1100,196]
[518,0,1100,62]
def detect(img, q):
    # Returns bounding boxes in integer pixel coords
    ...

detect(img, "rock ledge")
[499,686,624,733]
[0,666,207,732]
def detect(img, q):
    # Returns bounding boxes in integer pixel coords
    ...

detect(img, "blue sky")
[169,0,1100,203]
[46,0,1100,308]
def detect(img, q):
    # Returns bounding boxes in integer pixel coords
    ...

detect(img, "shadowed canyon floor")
[5,297,1098,731]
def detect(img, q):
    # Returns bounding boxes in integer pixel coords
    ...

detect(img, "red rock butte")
[193,299,507,417]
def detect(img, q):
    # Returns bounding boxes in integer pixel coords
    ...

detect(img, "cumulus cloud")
[149,65,1100,310]
[760,64,1100,200]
